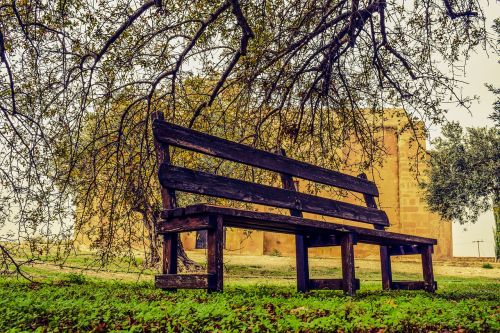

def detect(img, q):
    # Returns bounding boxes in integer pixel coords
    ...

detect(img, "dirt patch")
[18,250,500,282]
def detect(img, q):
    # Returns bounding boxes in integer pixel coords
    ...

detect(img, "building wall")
[181,113,453,259]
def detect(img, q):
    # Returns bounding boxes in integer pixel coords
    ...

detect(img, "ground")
[0,251,498,332]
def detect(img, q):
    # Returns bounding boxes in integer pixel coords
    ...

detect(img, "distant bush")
[66,272,86,284]
[482,263,493,269]
[269,249,281,257]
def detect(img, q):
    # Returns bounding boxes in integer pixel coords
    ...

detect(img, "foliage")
[486,18,500,127]
[0,0,492,272]
[487,18,500,260]
[0,275,498,333]
[269,249,282,257]
[495,206,500,261]
[422,122,500,224]
[2,252,498,331]
[482,263,493,269]
[486,83,500,127]
[65,272,87,285]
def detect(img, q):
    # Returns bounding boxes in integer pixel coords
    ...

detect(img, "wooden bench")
[151,112,437,295]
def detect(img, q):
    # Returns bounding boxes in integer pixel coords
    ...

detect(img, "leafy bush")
[269,249,281,257]
[66,273,86,285]
[482,263,493,269]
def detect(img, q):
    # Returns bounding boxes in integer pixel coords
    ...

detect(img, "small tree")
[422,122,499,259]
[494,206,500,262]
[424,16,499,225]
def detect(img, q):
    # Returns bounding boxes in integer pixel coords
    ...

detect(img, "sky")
[428,2,499,257]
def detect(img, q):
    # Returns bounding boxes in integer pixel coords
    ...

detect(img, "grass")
[0,252,499,332]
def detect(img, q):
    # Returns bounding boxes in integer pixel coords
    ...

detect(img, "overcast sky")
[429,2,499,257]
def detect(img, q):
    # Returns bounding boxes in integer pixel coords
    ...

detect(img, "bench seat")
[161,204,436,247]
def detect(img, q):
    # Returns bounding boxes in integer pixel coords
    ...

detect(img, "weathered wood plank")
[294,235,309,292]
[162,234,178,276]
[305,235,340,247]
[309,278,360,290]
[161,205,437,246]
[379,246,392,290]
[341,233,356,295]
[153,120,379,196]
[151,112,178,210]
[158,215,212,233]
[359,173,393,291]
[278,148,309,293]
[207,215,224,292]
[151,112,179,291]
[388,245,421,256]
[391,281,437,290]
[158,165,389,226]
[358,173,378,208]
[155,274,215,289]
[421,245,436,292]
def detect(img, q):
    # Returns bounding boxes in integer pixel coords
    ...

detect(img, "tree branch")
[0,30,17,114]
[93,0,156,66]
[0,243,34,282]
[443,0,478,19]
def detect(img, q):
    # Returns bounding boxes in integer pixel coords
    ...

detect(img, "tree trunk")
[177,235,203,272]
[135,205,202,271]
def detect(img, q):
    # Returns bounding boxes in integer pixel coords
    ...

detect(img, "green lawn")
[0,254,498,332]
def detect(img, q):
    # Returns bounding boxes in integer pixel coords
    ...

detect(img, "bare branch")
[443,0,478,19]
[0,30,17,114]
[0,243,34,282]
[93,0,157,66]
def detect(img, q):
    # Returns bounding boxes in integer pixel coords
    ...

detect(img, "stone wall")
[181,112,453,259]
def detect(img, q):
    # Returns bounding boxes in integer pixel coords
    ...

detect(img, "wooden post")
[278,148,309,292]
[207,215,224,292]
[358,173,392,290]
[163,235,178,274]
[421,245,436,292]
[340,233,356,296]
[295,235,309,292]
[378,245,393,290]
[151,111,178,288]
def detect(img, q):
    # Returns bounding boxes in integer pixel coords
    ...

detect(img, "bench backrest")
[152,114,388,228]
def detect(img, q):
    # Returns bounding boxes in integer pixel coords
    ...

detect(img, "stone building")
[180,111,453,259]
[76,109,452,259]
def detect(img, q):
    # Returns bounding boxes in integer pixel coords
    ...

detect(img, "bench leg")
[379,245,393,290]
[207,215,224,292]
[341,233,356,296]
[295,234,309,292]
[421,245,436,293]
[162,233,178,291]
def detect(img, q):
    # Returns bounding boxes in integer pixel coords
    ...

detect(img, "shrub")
[66,272,87,284]
[269,249,281,257]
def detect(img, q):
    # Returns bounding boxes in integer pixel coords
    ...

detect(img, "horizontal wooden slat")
[159,165,389,226]
[159,215,212,233]
[388,245,421,256]
[309,278,360,290]
[306,235,340,247]
[161,205,437,246]
[391,281,437,290]
[155,274,215,289]
[153,120,378,196]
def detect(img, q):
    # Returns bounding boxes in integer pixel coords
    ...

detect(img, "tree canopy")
[0,0,492,272]
[423,122,499,225]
